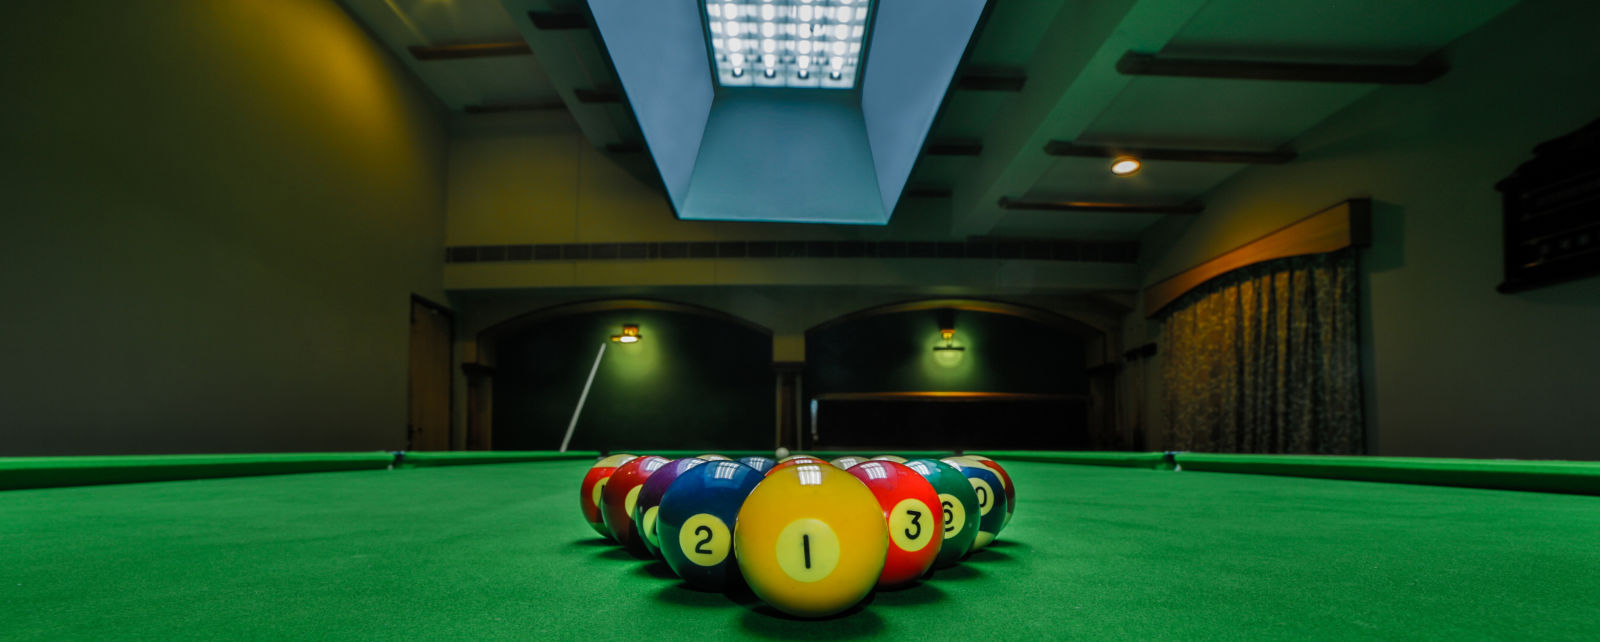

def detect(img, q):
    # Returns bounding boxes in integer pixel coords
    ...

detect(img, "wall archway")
[802,299,1111,451]
[473,298,774,451]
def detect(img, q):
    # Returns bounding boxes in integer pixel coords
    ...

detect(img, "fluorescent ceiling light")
[703,0,875,89]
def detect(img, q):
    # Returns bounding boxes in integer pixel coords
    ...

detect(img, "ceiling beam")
[573,88,623,104]
[407,41,531,61]
[503,0,630,148]
[950,0,1211,236]
[927,139,983,156]
[1116,52,1448,84]
[955,71,1026,92]
[906,186,954,199]
[1044,141,1296,164]
[463,100,566,114]
[998,197,1203,215]
[528,11,588,30]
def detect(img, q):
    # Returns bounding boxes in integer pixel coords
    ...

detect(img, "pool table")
[3,451,1597,639]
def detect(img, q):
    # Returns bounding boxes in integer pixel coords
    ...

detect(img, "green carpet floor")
[2,460,1596,639]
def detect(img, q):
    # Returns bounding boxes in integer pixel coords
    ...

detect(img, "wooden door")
[408,296,453,451]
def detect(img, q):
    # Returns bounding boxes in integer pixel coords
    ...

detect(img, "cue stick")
[560,342,608,453]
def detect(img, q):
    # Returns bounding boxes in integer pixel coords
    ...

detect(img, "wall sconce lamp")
[610,324,641,344]
[933,326,964,367]
[933,328,964,353]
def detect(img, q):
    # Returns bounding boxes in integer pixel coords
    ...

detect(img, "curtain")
[1160,250,1363,454]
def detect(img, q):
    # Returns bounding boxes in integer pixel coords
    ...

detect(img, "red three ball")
[846,460,943,587]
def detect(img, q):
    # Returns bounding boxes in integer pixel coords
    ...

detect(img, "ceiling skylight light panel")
[704,0,874,89]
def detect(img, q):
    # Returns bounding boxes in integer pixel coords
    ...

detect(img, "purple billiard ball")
[632,457,708,559]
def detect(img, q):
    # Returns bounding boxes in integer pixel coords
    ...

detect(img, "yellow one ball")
[734,463,887,618]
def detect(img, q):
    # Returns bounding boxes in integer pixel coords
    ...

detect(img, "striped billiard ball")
[957,455,1016,527]
[941,457,1007,550]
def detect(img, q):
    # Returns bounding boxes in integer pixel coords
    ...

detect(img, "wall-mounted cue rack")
[1495,118,1600,293]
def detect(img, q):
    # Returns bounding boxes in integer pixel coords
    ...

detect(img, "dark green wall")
[805,308,1087,396]
[491,308,773,451]
[804,308,1090,449]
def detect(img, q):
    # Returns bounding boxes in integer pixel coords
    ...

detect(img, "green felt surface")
[1172,453,1600,495]
[979,450,1173,469]
[0,453,396,491]
[3,461,1597,639]
[399,451,598,467]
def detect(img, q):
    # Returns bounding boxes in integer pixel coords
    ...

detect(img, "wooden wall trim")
[408,42,531,61]
[1143,199,1371,317]
[803,298,1103,338]
[813,392,1085,403]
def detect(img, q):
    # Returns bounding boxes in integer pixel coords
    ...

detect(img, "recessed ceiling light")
[1111,156,1142,176]
[703,1,875,90]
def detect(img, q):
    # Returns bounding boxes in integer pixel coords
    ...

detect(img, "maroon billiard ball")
[600,455,670,552]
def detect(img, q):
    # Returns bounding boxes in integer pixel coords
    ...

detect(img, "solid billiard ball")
[766,456,828,476]
[774,447,790,459]
[829,456,866,470]
[959,455,1016,527]
[734,463,887,618]
[870,455,907,463]
[631,457,708,559]
[696,454,733,461]
[657,460,764,590]
[738,456,775,474]
[778,453,816,463]
[941,458,1007,550]
[579,453,637,539]
[846,461,942,587]
[601,455,670,552]
[905,459,980,568]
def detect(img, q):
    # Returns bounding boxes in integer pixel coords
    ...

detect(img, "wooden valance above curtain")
[1145,200,1371,317]
[1151,200,1370,455]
